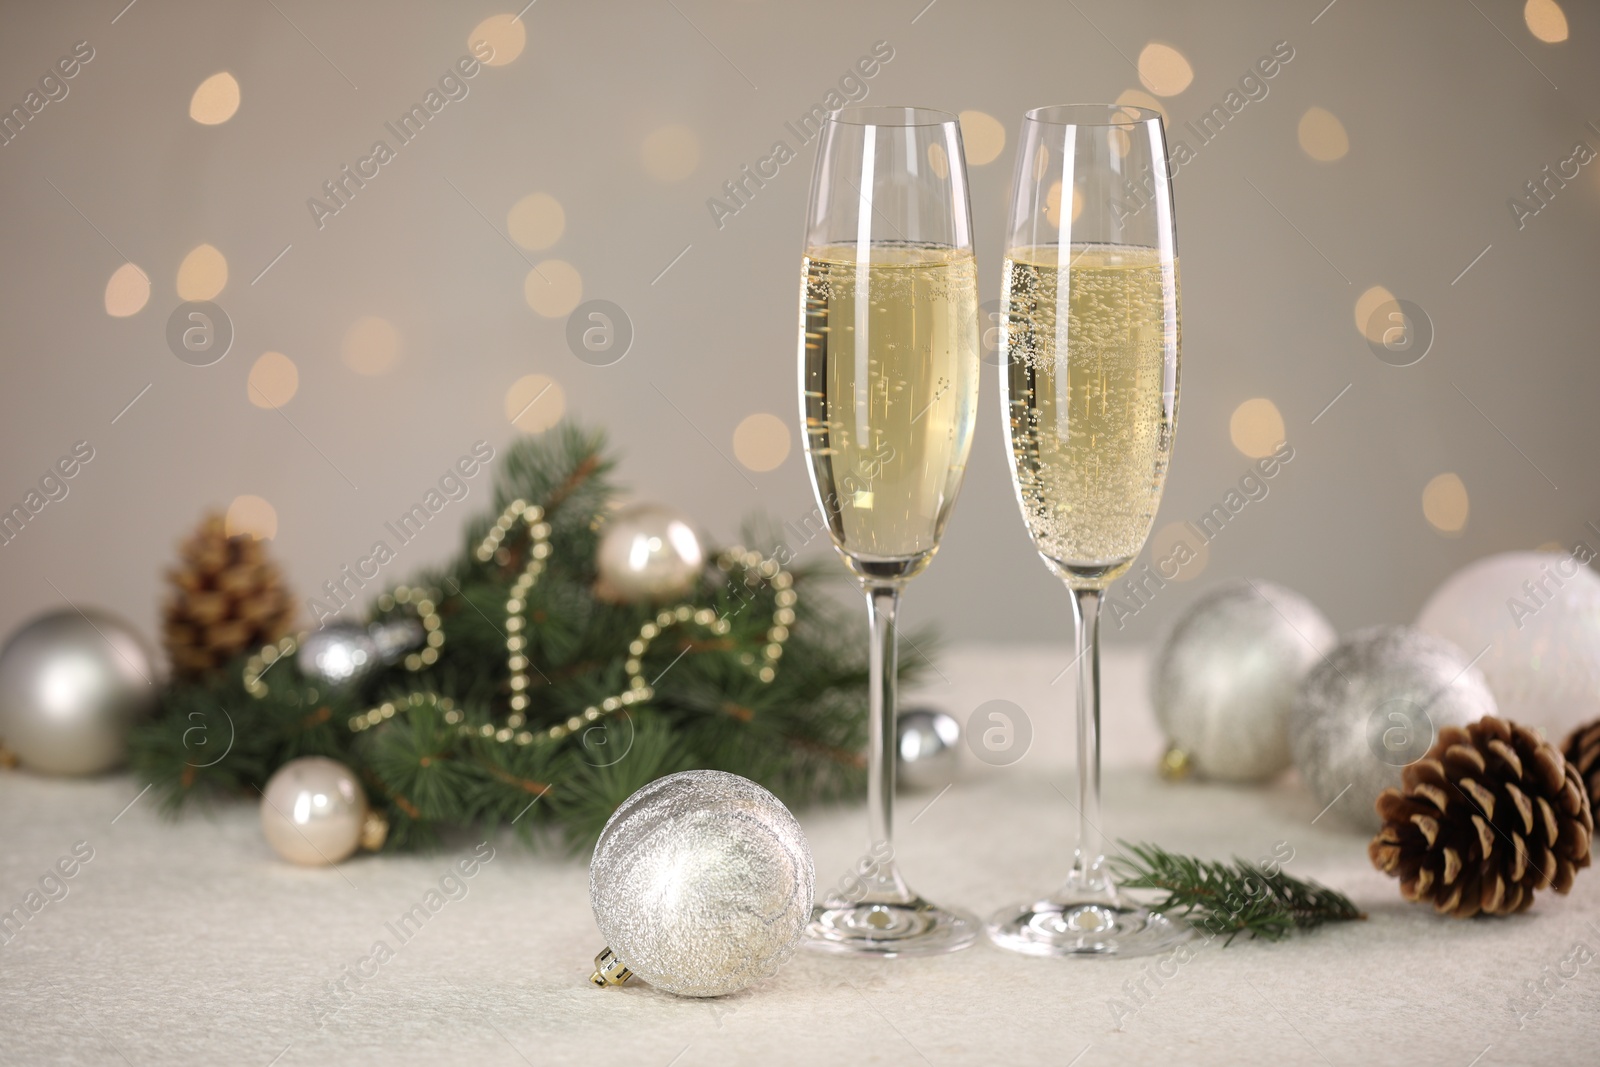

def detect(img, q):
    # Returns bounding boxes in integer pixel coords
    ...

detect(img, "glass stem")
[1069,586,1109,893]
[863,582,909,899]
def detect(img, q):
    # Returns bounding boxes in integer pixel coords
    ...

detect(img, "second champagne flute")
[798,107,979,956]
[989,104,1188,957]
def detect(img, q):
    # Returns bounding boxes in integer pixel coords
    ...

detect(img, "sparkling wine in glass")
[988,104,1188,957]
[798,106,979,956]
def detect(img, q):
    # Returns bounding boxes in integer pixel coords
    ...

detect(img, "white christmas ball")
[595,503,705,603]
[1290,625,1495,832]
[0,609,157,775]
[1152,579,1337,782]
[260,756,369,865]
[590,770,813,997]
[1417,550,1600,739]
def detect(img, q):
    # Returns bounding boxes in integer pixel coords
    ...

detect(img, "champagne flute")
[798,106,979,956]
[987,104,1187,957]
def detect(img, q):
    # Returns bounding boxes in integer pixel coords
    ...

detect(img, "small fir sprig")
[1111,841,1364,944]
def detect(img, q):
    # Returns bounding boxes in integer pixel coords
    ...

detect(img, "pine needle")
[1110,841,1364,944]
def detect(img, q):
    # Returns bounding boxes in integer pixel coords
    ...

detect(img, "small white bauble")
[260,756,369,865]
[589,770,813,997]
[0,609,157,776]
[1417,550,1600,739]
[595,503,705,603]
[1152,579,1336,782]
[1289,625,1496,832]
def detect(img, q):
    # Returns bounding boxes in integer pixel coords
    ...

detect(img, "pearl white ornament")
[260,756,368,865]
[595,503,704,603]
[589,770,813,997]
[1417,551,1600,740]
[1152,579,1336,782]
[0,609,157,776]
[1289,625,1495,832]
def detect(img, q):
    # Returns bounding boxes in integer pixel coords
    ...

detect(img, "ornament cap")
[1158,744,1191,782]
[360,810,389,852]
[589,946,633,988]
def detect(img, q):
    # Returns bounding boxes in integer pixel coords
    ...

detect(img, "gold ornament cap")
[1158,743,1191,782]
[360,810,390,852]
[589,947,634,988]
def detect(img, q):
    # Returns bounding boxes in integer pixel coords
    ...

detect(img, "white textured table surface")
[2,645,1597,1066]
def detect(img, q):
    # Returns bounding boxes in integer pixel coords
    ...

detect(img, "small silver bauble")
[296,618,426,689]
[0,608,157,776]
[1152,579,1336,783]
[1289,625,1496,832]
[259,756,369,865]
[595,503,704,604]
[1417,550,1600,740]
[896,707,961,791]
[589,769,813,997]
[296,624,379,688]
[369,616,426,664]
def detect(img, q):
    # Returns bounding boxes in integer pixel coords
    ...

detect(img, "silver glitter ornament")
[296,618,426,689]
[1152,579,1336,783]
[595,503,704,604]
[0,609,157,776]
[259,756,369,865]
[589,769,813,997]
[1289,625,1495,832]
[1417,550,1600,740]
[896,707,961,791]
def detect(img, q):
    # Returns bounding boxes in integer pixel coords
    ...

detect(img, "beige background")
[0,0,1595,652]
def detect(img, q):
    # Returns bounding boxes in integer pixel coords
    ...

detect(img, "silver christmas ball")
[259,756,369,865]
[369,616,425,664]
[896,707,960,791]
[1289,625,1496,832]
[297,624,379,688]
[1417,550,1600,740]
[0,609,157,776]
[589,769,813,997]
[1152,579,1336,782]
[595,503,704,604]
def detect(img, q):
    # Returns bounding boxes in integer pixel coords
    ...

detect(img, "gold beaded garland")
[244,587,442,698]
[247,514,795,754]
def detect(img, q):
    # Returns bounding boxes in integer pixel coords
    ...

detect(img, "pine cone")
[162,513,295,679]
[1564,718,1600,814]
[1369,715,1593,917]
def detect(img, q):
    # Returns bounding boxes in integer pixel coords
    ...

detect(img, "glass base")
[985,895,1192,957]
[805,894,978,957]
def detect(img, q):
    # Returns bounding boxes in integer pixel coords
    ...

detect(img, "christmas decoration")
[294,618,428,690]
[1290,626,1494,832]
[259,756,375,866]
[296,624,379,689]
[162,512,295,680]
[1110,842,1362,943]
[0,609,157,775]
[896,707,960,791]
[1417,550,1600,740]
[1562,718,1600,814]
[132,425,899,849]
[1369,716,1593,917]
[1152,579,1336,783]
[588,769,813,997]
[594,502,705,604]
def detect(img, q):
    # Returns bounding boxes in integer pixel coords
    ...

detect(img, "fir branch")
[130,420,923,851]
[1109,841,1364,944]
